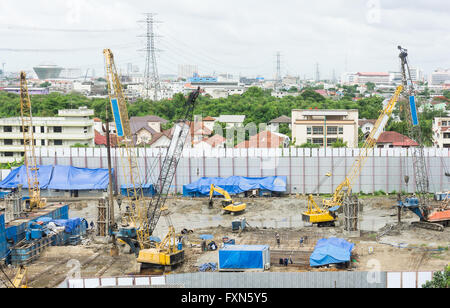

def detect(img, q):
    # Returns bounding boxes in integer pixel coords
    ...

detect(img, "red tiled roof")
[94,130,121,147]
[203,134,226,147]
[203,116,216,122]
[235,131,286,148]
[93,118,102,122]
[377,131,419,147]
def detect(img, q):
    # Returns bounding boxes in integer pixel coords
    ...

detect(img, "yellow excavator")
[302,85,403,227]
[208,184,247,215]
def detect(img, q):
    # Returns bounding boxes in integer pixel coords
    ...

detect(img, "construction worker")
[300,237,304,247]
[275,233,280,247]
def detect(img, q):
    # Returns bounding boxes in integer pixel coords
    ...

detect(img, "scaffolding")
[343,194,360,237]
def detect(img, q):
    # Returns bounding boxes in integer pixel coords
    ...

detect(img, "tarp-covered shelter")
[183,176,287,197]
[310,238,354,267]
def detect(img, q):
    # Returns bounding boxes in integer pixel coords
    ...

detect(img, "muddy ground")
[14,195,450,287]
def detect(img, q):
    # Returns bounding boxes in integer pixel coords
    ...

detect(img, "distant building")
[431,69,450,85]
[376,131,418,148]
[291,109,359,148]
[3,87,50,95]
[433,117,450,148]
[33,64,63,80]
[355,72,390,85]
[178,65,198,79]
[0,107,95,163]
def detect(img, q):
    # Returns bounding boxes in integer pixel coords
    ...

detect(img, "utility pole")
[138,13,162,101]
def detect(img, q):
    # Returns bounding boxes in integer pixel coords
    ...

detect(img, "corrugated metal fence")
[59,271,437,288]
[31,147,450,195]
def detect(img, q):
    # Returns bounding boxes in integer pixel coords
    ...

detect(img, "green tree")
[365,82,376,91]
[298,142,320,148]
[331,139,348,148]
[39,81,51,88]
[422,265,449,288]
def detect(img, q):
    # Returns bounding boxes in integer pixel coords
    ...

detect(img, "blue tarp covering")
[0,165,53,189]
[51,218,82,233]
[48,165,111,190]
[219,245,268,270]
[0,165,111,191]
[183,176,287,196]
[310,238,354,267]
[121,184,155,197]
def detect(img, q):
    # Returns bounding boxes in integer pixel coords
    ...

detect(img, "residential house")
[359,119,377,137]
[433,117,450,148]
[269,115,292,133]
[202,116,217,132]
[291,109,359,148]
[194,134,227,149]
[129,115,169,146]
[235,131,290,149]
[376,131,419,148]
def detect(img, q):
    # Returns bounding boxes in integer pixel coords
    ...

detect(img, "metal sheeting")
[165,272,387,288]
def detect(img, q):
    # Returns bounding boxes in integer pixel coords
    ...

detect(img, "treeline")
[0,87,445,145]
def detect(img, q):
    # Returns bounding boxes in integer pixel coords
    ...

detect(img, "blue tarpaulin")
[219,245,269,270]
[48,166,111,190]
[183,176,287,197]
[51,218,82,233]
[121,184,155,197]
[0,165,53,189]
[0,165,111,191]
[310,238,354,267]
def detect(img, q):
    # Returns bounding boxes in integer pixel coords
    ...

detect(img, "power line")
[0,24,138,33]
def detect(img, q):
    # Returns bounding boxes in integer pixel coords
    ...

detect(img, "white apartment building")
[292,109,359,148]
[432,117,450,148]
[0,107,95,163]
[430,69,450,85]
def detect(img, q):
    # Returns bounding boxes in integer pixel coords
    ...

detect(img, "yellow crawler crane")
[302,85,403,227]
[19,72,46,211]
[104,49,149,251]
[208,184,246,215]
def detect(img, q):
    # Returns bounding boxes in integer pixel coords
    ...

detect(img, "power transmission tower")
[315,63,320,82]
[275,51,282,90]
[138,13,162,101]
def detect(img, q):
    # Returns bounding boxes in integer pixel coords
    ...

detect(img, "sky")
[0,0,449,79]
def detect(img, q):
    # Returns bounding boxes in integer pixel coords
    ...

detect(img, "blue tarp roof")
[183,176,287,196]
[120,183,155,197]
[0,165,111,191]
[0,165,53,189]
[48,165,111,190]
[52,218,82,233]
[310,238,354,267]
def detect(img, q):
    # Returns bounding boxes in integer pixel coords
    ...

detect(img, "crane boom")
[144,88,200,237]
[104,49,148,245]
[398,46,431,213]
[303,85,403,226]
[19,72,45,211]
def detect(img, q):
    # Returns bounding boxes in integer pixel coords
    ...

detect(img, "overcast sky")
[0,0,448,79]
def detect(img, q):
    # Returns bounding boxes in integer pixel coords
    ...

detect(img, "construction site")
[0,47,448,289]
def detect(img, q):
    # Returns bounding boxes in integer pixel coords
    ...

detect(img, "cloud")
[0,0,448,78]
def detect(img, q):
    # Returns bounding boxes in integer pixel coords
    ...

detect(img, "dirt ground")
[13,195,450,287]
